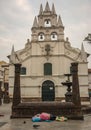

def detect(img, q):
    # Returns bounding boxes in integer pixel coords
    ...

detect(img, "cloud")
[0,37,12,47]
[0,0,34,25]
[0,0,91,67]
[16,0,31,11]
[0,0,34,61]
[65,22,90,49]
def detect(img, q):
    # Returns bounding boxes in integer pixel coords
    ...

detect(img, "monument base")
[11,102,84,120]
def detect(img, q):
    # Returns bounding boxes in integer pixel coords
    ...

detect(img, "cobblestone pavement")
[0,103,91,130]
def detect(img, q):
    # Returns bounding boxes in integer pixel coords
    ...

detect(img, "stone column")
[0,81,2,105]
[12,63,21,106]
[71,62,81,106]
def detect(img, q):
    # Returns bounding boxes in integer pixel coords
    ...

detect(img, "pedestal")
[65,92,72,102]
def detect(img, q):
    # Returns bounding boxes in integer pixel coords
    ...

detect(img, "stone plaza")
[0,102,91,130]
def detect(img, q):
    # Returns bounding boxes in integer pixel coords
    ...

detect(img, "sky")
[0,0,91,67]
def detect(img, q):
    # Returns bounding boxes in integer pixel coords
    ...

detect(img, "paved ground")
[0,102,91,130]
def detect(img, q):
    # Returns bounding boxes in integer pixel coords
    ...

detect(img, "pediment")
[64,42,81,61]
[16,47,31,62]
[65,49,80,60]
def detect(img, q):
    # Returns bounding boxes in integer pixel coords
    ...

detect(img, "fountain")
[61,74,72,102]
[11,62,84,120]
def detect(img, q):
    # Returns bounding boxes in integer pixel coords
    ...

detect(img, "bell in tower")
[31,2,64,42]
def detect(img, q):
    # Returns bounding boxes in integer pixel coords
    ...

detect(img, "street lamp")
[84,33,91,105]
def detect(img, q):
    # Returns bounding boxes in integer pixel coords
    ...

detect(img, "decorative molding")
[64,42,80,53]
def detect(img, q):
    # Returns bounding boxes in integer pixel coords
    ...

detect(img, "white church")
[8,2,89,101]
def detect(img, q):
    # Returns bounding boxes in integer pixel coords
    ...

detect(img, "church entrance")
[42,80,55,101]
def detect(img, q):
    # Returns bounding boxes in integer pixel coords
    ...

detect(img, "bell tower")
[31,2,64,43]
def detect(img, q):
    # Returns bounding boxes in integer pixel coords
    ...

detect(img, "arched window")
[44,19,51,27]
[20,67,26,75]
[38,33,45,41]
[51,32,57,41]
[44,63,52,75]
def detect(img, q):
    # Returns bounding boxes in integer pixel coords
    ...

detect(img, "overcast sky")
[0,0,91,67]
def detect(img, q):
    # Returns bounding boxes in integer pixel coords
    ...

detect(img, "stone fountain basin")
[64,74,72,76]
[61,82,72,86]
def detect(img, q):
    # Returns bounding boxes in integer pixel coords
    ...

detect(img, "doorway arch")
[42,80,55,101]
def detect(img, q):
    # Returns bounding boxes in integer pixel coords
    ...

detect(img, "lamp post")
[83,33,91,68]
[83,33,91,104]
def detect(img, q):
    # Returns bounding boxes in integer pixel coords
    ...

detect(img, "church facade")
[9,2,89,101]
